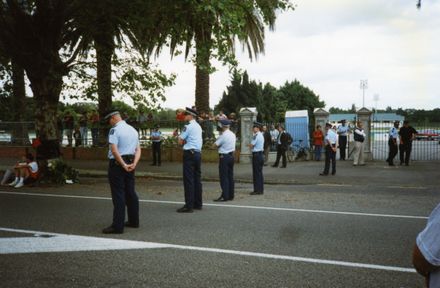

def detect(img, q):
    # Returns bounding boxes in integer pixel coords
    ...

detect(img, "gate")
[371,122,440,161]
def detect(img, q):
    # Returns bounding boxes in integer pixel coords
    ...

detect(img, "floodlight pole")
[360,80,368,108]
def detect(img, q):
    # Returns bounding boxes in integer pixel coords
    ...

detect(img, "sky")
[152,0,440,111]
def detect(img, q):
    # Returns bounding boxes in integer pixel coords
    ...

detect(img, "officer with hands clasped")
[213,119,236,202]
[103,110,141,234]
[249,122,265,195]
[177,107,203,213]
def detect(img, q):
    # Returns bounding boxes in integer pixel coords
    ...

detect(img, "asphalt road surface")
[0,177,438,288]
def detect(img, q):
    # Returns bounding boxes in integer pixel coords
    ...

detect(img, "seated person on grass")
[8,153,39,188]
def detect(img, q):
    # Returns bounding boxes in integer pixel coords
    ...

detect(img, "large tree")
[163,0,292,113]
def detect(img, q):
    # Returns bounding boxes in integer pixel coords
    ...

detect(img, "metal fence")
[371,122,440,161]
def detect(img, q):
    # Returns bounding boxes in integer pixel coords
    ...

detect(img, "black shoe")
[177,206,193,213]
[250,191,263,195]
[271,164,278,168]
[319,173,328,176]
[194,206,203,210]
[214,197,228,202]
[389,163,395,166]
[102,226,123,234]
[280,166,286,168]
[331,172,336,175]
[125,222,139,228]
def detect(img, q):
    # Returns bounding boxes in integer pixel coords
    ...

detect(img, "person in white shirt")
[337,119,349,160]
[320,123,338,176]
[413,203,440,287]
[352,121,366,166]
[9,153,39,188]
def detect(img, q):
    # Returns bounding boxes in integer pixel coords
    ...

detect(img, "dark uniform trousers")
[252,151,264,193]
[152,141,161,165]
[219,153,234,200]
[323,145,336,175]
[183,150,203,209]
[108,158,139,231]
[339,135,347,160]
[387,139,398,164]
[274,145,287,167]
[399,141,412,165]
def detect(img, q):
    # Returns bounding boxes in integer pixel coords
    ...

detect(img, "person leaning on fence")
[399,120,418,166]
[249,122,265,195]
[262,125,271,166]
[386,121,399,166]
[4,153,39,188]
[272,125,289,168]
[320,123,338,176]
[413,202,440,287]
[213,119,236,202]
[352,121,366,166]
[313,125,324,161]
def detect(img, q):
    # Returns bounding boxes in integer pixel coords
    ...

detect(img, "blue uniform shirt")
[215,129,236,154]
[251,131,264,152]
[389,127,398,139]
[108,120,139,159]
[151,131,162,142]
[180,119,203,152]
[337,125,349,136]
[325,129,338,145]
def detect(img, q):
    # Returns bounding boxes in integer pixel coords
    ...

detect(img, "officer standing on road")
[337,119,349,160]
[249,122,265,195]
[177,107,203,213]
[386,121,399,166]
[213,119,236,202]
[150,124,162,166]
[320,123,338,176]
[103,110,141,234]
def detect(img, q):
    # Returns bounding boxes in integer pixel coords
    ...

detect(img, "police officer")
[386,121,399,166]
[177,107,203,213]
[102,110,141,234]
[320,123,338,176]
[150,124,162,166]
[213,119,236,202]
[337,119,349,160]
[249,122,265,195]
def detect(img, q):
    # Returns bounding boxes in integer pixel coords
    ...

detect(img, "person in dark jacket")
[399,120,418,166]
[272,125,289,168]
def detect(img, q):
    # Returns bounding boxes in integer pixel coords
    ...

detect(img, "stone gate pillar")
[357,108,373,161]
[239,107,258,163]
[313,108,329,160]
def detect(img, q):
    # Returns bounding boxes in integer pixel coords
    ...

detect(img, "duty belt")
[219,152,233,156]
[110,154,135,165]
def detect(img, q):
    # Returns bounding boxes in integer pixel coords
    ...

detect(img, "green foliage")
[215,70,325,122]
[47,159,80,185]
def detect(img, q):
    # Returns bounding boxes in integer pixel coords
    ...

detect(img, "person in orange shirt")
[313,125,324,161]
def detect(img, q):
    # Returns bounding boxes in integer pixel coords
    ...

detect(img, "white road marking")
[387,186,428,190]
[0,227,416,273]
[0,191,428,220]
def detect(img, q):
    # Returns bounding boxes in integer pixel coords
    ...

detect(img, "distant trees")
[215,70,325,122]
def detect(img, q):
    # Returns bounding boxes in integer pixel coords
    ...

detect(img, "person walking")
[320,123,338,176]
[352,121,366,166]
[150,124,162,166]
[177,107,203,213]
[386,121,399,166]
[102,110,141,234]
[313,125,324,161]
[262,125,272,166]
[249,122,265,195]
[213,119,236,202]
[337,119,349,160]
[272,125,288,168]
[399,120,418,166]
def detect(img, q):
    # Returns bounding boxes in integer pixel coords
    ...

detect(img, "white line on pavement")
[0,227,416,274]
[0,191,428,220]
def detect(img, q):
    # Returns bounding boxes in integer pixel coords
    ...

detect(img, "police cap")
[184,107,198,117]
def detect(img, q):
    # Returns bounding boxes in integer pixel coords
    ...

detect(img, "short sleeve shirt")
[389,127,399,139]
[251,132,264,152]
[417,203,440,287]
[180,119,203,152]
[151,131,162,142]
[108,121,139,159]
[325,129,338,145]
[337,125,349,136]
[215,129,236,154]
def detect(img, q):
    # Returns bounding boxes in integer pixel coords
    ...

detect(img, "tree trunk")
[194,25,212,114]
[95,33,115,146]
[10,60,30,145]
